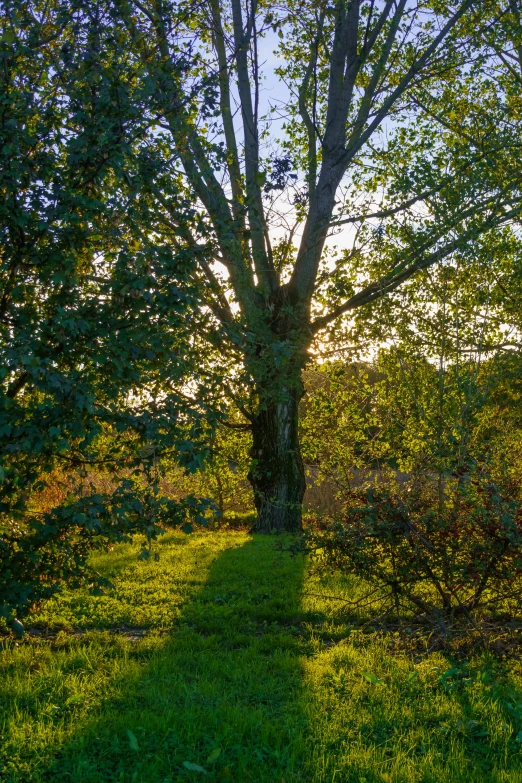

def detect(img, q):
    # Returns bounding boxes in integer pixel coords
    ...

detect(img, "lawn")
[1,530,522,782]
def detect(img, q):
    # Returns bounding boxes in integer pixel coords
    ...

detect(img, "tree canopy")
[2,0,522,547]
[0,1,220,624]
[101,0,522,530]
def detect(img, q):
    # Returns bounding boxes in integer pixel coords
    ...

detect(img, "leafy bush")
[304,464,522,625]
[0,482,214,628]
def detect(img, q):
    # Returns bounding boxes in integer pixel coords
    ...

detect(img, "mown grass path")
[2,531,522,782]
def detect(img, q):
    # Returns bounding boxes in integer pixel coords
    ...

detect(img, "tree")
[99,0,522,532]
[6,1,521,534]
[0,1,217,626]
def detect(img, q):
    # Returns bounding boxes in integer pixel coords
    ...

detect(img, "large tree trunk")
[248,382,306,533]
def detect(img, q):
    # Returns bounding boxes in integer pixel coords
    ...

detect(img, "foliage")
[2,0,522,537]
[301,266,522,623]
[300,362,385,496]
[0,2,220,625]
[78,0,522,532]
[300,242,522,498]
[165,421,253,519]
[305,464,522,623]
[0,476,214,624]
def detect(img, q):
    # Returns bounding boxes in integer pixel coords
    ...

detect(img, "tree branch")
[230,0,277,294]
[340,0,477,168]
[312,201,522,332]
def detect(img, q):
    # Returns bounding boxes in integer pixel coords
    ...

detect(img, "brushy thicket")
[304,464,522,625]
[296,346,522,630]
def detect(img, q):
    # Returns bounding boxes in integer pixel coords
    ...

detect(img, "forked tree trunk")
[248,383,306,533]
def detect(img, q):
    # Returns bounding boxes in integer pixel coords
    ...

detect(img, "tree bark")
[248,381,306,533]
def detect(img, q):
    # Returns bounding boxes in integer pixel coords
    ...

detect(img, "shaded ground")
[2,531,522,782]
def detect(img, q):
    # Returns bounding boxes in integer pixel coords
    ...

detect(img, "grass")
[2,530,522,782]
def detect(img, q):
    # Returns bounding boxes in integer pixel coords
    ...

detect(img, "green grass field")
[2,530,522,782]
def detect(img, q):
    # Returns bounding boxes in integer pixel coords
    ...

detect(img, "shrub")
[304,464,522,625]
[0,482,214,630]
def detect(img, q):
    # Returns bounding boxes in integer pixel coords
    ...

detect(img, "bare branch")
[208,0,246,216]
[231,0,277,294]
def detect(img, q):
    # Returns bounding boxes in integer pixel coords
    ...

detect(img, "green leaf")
[206,748,221,764]
[361,671,383,685]
[127,730,139,751]
[181,523,194,535]
[183,761,208,774]
[65,694,85,705]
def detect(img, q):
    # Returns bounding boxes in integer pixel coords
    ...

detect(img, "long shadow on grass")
[12,536,522,783]
[39,535,310,783]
